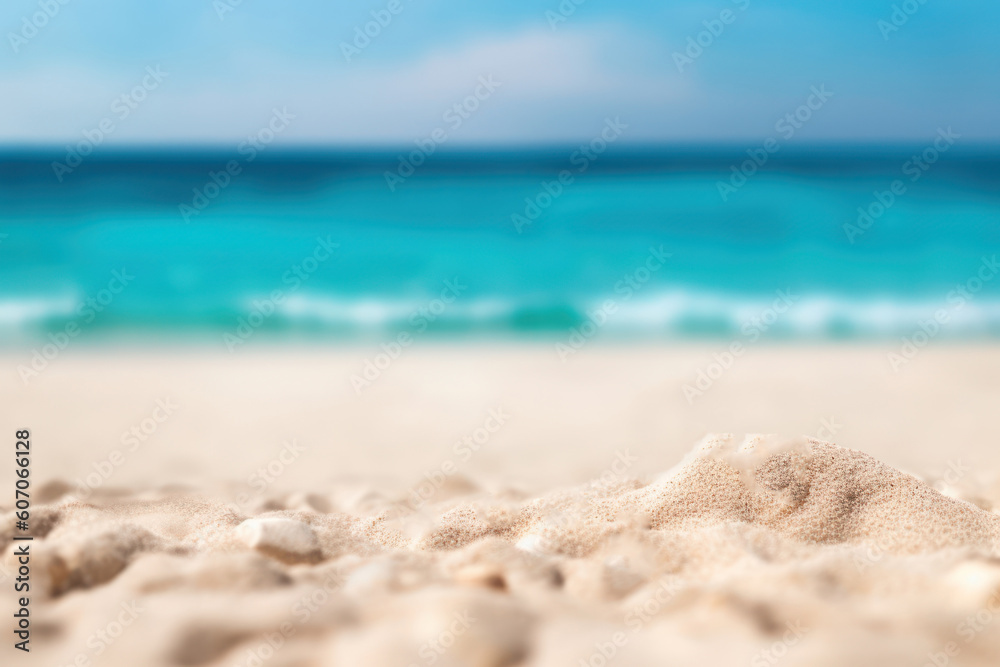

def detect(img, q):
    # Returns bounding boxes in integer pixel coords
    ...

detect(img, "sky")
[2,0,998,146]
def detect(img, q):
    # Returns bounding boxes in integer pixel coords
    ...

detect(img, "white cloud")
[0,27,691,144]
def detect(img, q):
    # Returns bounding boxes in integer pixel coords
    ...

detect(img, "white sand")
[3,435,1000,666]
[3,344,1000,665]
[6,342,1000,494]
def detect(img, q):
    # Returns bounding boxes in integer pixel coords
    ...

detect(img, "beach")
[5,0,998,662]
[6,342,1000,494]
[4,343,1000,666]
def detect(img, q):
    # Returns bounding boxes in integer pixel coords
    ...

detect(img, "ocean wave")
[0,295,80,329]
[267,290,1000,339]
[5,289,1000,341]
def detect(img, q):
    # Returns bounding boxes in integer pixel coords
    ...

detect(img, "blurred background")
[7,6,1000,666]
[2,0,1000,491]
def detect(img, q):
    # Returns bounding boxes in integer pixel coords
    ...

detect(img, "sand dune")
[5,435,1000,666]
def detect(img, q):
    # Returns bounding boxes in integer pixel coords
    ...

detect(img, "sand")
[4,344,1000,665]
[4,435,1000,666]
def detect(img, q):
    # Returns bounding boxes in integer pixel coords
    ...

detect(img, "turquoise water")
[2,147,999,343]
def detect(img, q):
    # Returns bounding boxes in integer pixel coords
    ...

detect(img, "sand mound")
[630,435,1000,549]
[4,436,1000,666]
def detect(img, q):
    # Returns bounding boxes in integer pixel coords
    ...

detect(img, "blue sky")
[2,0,998,145]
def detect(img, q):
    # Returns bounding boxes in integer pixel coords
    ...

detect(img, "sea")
[2,145,999,345]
